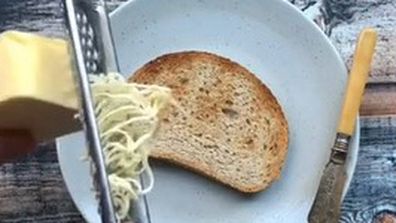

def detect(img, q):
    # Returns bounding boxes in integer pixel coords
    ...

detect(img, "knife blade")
[308,28,377,223]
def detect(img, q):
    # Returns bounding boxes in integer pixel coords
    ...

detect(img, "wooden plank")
[330,1,396,84]
[292,0,396,84]
[292,0,396,117]
[341,116,396,223]
[0,143,85,222]
[0,0,65,37]
[361,83,396,116]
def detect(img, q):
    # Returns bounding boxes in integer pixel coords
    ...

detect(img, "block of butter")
[0,31,80,142]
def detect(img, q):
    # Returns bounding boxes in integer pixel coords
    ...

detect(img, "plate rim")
[57,0,360,222]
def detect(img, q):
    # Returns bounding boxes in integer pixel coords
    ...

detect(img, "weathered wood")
[340,116,396,223]
[328,0,396,84]
[293,0,396,84]
[0,144,85,222]
[361,84,396,116]
[294,0,396,116]
[331,0,396,83]
[0,0,64,37]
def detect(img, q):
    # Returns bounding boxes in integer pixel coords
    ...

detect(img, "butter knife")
[308,28,377,223]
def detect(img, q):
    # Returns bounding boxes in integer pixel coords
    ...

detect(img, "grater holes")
[86,50,92,59]
[91,63,98,72]
[81,37,87,47]
[87,38,93,48]
[92,50,99,61]
[81,26,87,35]
[81,13,88,25]
[85,62,91,72]
[87,26,94,39]
[76,12,82,24]
[86,61,96,73]
[76,10,100,74]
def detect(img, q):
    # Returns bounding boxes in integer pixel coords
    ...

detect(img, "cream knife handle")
[337,28,377,136]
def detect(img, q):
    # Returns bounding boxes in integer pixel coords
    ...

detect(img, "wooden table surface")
[0,0,395,222]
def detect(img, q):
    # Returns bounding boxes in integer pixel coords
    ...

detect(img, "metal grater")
[62,1,151,222]
[63,0,118,222]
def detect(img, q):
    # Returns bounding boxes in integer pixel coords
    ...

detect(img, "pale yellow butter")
[0,31,80,142]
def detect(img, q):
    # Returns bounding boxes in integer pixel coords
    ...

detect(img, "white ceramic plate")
[57,0,360,222]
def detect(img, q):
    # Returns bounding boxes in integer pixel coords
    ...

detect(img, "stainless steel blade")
[308,161,347,223]
[308,133,350,223]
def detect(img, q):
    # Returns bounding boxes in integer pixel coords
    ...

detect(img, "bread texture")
[130,51,288,193]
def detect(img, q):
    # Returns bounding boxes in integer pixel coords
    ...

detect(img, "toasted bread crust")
[130,51,288,193]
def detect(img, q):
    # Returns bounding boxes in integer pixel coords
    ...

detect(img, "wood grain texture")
[340,116,396,223]
[361,84,396,116]
[0,144,85,222]
[293,0,396,116]
[327,0,396,84]
[293,0,396,84]
[0,0,394,223]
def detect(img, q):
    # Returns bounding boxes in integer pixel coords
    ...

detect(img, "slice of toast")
[130,51,288,193]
